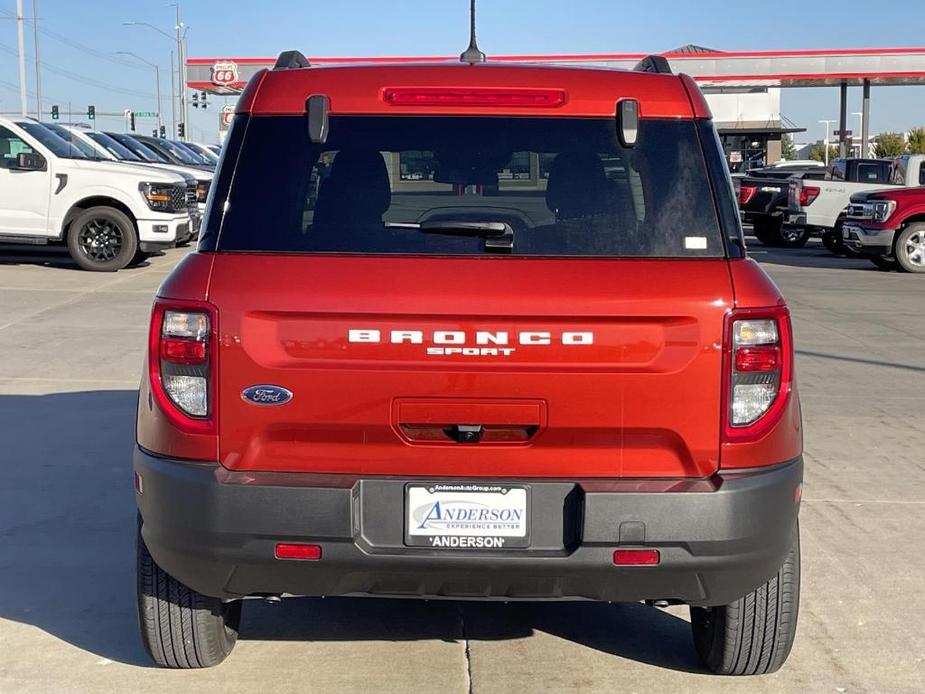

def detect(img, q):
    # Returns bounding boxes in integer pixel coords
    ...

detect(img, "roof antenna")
[460,0,486,64]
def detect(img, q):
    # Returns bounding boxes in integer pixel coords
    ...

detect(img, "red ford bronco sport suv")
[134,49,802,674]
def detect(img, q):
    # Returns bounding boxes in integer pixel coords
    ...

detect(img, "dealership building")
[187,46,925,169]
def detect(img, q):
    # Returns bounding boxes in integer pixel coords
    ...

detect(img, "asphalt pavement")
[0,239,923,693]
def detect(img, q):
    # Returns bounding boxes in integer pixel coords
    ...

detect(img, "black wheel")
[137,522,241,668]
[869,255,899,271]
[690,524,800,676]
[66,206,137,271]
[821,229,852,256]
[776,225,810,248]
[751,219,780,246]
[893,223,925,273]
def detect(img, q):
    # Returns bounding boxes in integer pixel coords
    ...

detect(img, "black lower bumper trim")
[139,240,175,253]
[134,449,802,606]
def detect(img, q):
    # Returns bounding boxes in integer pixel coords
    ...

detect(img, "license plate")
[405,483,530,549]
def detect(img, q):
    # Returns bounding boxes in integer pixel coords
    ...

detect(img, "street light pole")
[819,119,836,166]
[32,0,41,119]
[169,50,176,134]
[122,19,180,135]
[115,52,163,133]
[15,0,27,117]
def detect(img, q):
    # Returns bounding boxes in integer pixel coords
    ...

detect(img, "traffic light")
[87,105,95,120]
[129,112,136,131]
[192,93,198,109]
[51,104,59,120]
[200,91,208,110]
[159,125,166,139]
[177,122,185,138]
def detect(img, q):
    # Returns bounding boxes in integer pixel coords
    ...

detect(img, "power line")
[0,7,149,71]
[0,41,155,99]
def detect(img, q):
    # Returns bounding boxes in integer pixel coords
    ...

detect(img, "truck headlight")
[195,179,210,203]
[866,200,897,223]
[139,182,182,213]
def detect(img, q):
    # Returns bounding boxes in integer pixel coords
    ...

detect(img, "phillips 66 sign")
[211,61,239,86]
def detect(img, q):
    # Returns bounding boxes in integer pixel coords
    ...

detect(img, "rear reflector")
[613,549,660,566]
[160,337,207,364]
[734,345,781,372]
[382,87,567,108]
[274,543,322,561]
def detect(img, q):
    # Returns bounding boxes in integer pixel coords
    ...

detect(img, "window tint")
[16,122,87,159]
[42,124,99,158]
[87,132,141,161]
[0,126,34,168]
[209,116,726,258]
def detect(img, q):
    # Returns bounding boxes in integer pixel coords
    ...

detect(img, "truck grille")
[185,182,198,213]
[847,204,866,219]
[169,185,187,211]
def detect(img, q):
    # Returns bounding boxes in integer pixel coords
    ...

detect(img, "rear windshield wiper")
[385,221,514,252]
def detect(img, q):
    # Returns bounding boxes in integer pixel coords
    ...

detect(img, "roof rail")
[274,50,311,70]
[633,55,672,75]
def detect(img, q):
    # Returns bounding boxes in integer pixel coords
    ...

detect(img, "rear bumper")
[134,448,802,606]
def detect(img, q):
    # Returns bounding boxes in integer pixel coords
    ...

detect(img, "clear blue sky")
[2,0,925,143]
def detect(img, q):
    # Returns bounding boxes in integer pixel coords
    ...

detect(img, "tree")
[781,133,797,160]
[874,132,906,158]
[809,143,838,162]
[907,127,925,155]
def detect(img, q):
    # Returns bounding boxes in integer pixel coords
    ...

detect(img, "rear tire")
[776,225,810,248]
[690,524,800,676]
[137,522,242,668]
[66,206,137,272]
[893,223,925,273]
[751,219,780,246]
[869,255,899,271]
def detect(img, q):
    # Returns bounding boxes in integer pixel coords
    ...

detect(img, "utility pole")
[32,0,42,119]
[16,0,28,117]
[174,4,186,139]
[169,50,176,134]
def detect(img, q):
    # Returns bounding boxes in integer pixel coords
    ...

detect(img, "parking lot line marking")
[0,265,164,333]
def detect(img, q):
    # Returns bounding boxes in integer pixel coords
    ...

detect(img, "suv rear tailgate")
[209,255,732,478]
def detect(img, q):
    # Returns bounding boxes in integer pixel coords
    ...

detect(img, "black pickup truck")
[738,165,826,247]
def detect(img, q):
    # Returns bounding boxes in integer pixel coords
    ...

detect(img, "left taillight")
[799,185,820,207]
[738,184,757,206]
[148,300,217,434]
[722,307,793,442]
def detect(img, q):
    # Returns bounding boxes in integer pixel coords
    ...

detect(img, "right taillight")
[148,300,217,434]
[738,184,757,205]
[723,307,793,442]
[799,185,820,207]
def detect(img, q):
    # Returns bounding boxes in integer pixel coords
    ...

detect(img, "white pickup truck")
[0,117,195,271]
[784,156,925,254]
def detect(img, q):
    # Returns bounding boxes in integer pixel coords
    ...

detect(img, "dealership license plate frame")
[404,483,531,549]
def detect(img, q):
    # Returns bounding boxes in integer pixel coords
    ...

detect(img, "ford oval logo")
[241,385,293,406]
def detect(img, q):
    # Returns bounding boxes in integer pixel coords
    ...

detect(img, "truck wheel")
[751,220,779,246]
[869,255,899,271]
[66,206,138,272]
[776,226,810,248]
[137,523,242,668]
[690,524,800,676]
[893,223,925,273]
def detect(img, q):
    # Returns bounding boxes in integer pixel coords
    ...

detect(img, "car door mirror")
[14,151,46,171]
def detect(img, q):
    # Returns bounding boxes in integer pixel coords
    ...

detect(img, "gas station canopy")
[187,46,925,93]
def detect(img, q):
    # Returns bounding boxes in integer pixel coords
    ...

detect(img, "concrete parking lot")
[1,238,923,693]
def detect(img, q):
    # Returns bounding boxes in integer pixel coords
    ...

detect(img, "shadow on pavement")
[0,389,700,673]
[0,245,162,270]
[745,238,884,272]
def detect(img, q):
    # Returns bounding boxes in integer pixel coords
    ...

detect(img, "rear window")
[207,115,728,258]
